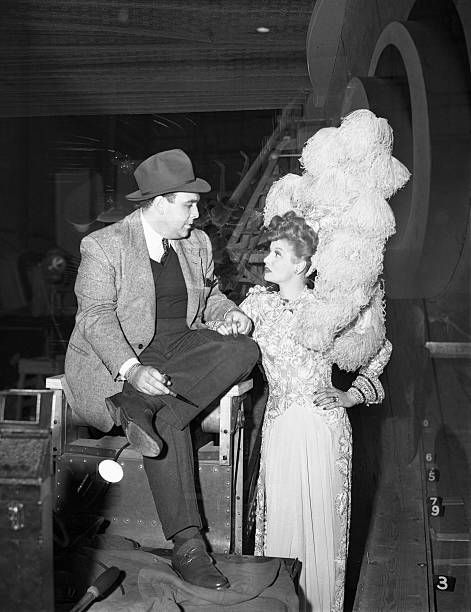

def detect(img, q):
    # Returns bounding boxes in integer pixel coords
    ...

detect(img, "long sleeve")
[239,285,267,327]
[205,284,263,331]
[200,232,240,323]
[74,234,142,379]
[349,339,392,405]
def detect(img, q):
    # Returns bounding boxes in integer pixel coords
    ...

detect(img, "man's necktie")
[161,237,170,264]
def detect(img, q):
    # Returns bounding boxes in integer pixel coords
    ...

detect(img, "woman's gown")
[240,286,390,612]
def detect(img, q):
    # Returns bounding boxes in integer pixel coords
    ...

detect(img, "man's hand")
[223,309,253,336]
[127,364,171,396]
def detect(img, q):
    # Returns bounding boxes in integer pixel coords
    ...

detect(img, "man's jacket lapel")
[172,239,201,327]
[126,211,156,329]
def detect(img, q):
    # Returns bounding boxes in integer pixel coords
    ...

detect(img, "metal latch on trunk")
[8,501,24,530]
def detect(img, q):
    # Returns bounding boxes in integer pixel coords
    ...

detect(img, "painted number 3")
[437,576,448,590]
[433,574,456,592]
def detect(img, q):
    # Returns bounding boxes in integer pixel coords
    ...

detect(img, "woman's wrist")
[346,386,364,406]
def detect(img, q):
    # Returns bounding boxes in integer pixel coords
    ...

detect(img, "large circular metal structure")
[340,8,471,298]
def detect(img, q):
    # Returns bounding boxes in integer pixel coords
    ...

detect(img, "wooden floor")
[345,295,470,612]
[351,421,432,611]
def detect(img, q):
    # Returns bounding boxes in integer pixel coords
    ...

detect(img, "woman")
[226,211,391,611]
[217,213,391,611]
[217,110,408,610]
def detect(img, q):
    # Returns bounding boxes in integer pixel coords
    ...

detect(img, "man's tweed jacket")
[64,209,238,432]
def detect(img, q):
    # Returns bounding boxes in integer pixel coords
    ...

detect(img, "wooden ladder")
[225,113,326,299]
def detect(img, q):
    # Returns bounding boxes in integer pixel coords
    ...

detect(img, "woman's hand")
[213,321,232,336]
[313,386,359,410]
[214,311,253,336]
[224,309,253,336]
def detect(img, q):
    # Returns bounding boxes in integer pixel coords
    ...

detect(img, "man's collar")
[140,208,164,241]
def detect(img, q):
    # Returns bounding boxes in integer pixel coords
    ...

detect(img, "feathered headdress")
[263,109,410,370]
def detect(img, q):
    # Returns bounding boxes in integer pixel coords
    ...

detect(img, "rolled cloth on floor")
[86,548,299,612]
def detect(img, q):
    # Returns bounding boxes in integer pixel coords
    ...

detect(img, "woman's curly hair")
[265,211,318,265]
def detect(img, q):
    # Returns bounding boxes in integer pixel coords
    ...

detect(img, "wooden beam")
[431,529,471,542]
[425,342,471,358]
[352,451,432,611]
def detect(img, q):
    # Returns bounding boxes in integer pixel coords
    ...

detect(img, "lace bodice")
[240,285,390,425]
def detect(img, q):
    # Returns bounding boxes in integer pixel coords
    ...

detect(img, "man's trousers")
[120,328,259,539]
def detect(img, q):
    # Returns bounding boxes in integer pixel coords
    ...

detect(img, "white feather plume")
[261,108,411,362]
[300,127,347,178]
[330,284,386,371]
[263,173,303,226]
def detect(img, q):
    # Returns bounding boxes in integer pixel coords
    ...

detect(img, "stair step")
[434,558,471,567]
[291,118,327,124]
[431,528,471,542]
[425,342,471,358]
[441,497,465,506]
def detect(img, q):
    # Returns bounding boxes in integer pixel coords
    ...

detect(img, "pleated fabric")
[262,402,350,612]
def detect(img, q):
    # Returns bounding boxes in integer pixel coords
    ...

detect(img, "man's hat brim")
[126,177,211,201]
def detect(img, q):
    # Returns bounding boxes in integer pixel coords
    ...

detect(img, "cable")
[114,440,131,461]
[69,566,121,612]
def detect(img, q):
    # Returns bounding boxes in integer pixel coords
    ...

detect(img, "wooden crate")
[0,390,54,612]
[48,378,252,554]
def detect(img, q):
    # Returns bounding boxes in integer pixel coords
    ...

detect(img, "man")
[64,149,259,590]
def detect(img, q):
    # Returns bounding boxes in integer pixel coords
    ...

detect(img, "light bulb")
[98,459,124,483]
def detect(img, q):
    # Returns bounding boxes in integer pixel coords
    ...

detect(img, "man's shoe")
[105,394,161,457]
[172,538,229,590]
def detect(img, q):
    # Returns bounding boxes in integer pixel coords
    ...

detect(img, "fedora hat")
[126,149,211,201]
